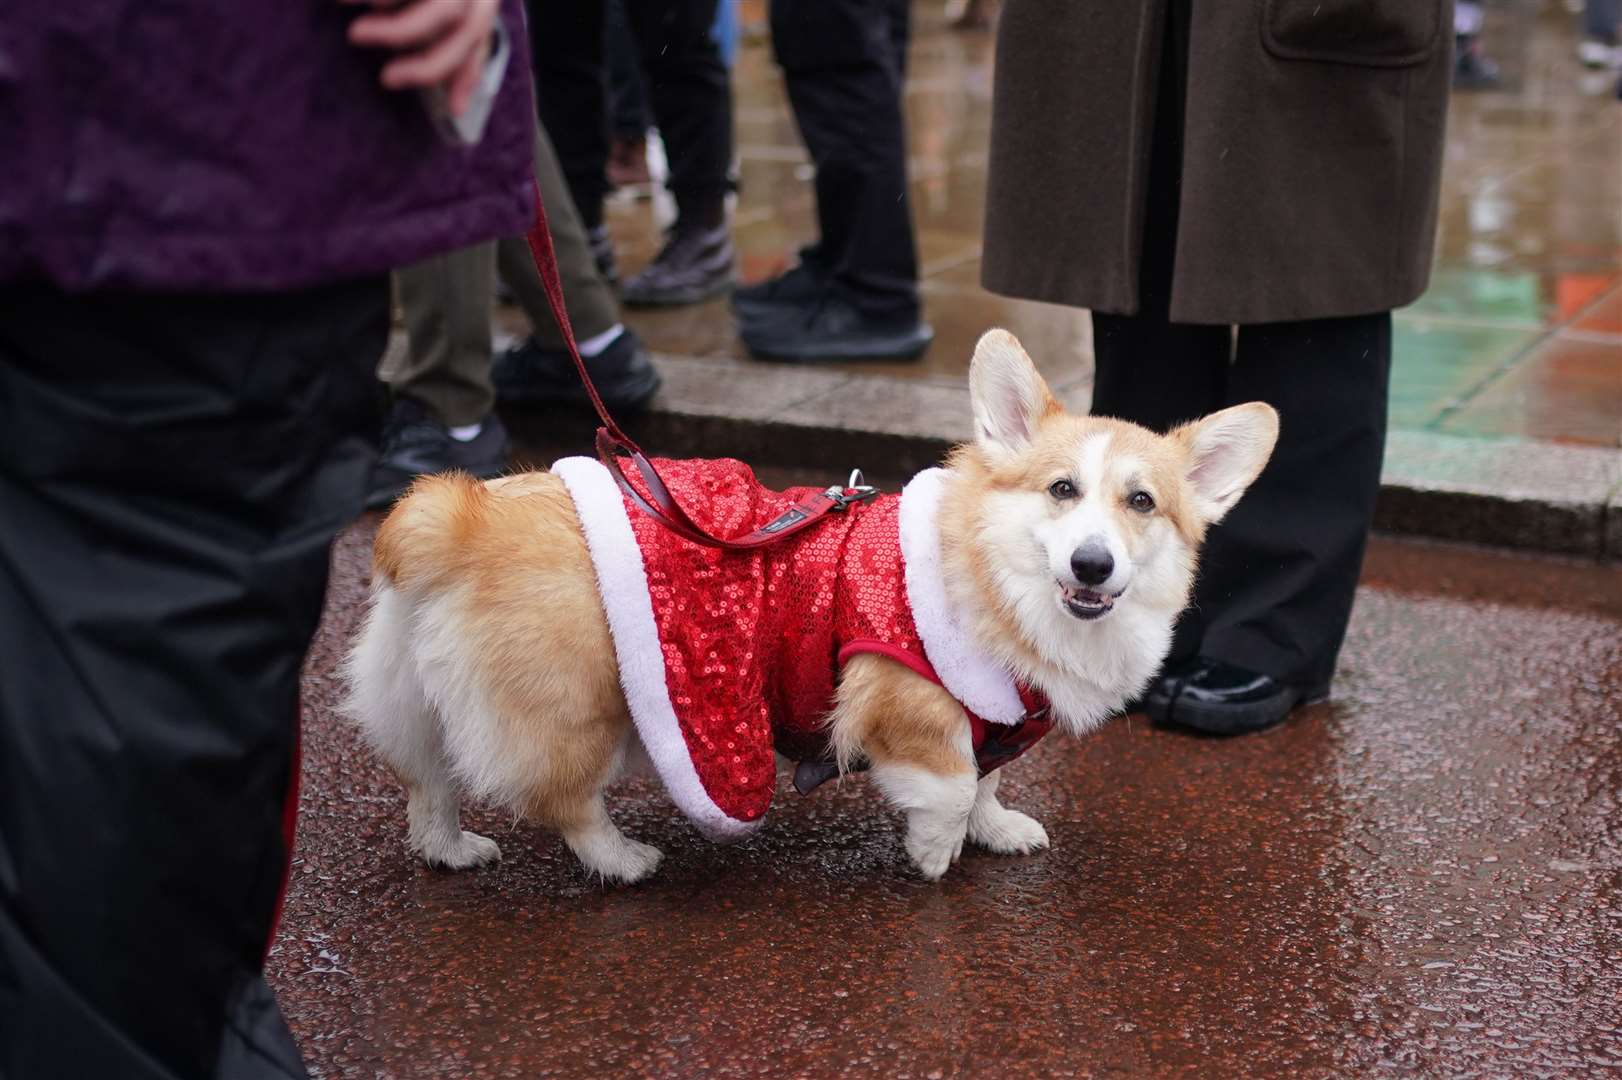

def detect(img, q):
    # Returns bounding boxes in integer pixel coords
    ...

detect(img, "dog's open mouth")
[1059,582,1118,620]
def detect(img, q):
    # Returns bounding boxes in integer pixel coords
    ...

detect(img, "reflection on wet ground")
[273,506,1622,1077]
[573,3,1619,449]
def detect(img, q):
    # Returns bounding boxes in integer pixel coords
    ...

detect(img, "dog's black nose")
[1070,541,1114,587]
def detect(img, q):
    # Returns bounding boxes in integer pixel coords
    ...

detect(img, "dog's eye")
[1128,490,1155,513]
[1048,479,1078,500]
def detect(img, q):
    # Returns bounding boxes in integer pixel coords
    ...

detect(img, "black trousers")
[770,0,920,319]
[1091,0,1392,690]
[0,281,385,1079]
[529,0,732,228]
[605,0,651,139]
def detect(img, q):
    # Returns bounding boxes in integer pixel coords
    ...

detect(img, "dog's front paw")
[906,831,963,881]
[968,806,1050,855]
[421,829,503,870]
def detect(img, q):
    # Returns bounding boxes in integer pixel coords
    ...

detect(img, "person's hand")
[346,0,500,118]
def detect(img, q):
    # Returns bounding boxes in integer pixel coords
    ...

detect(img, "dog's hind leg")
[966,770,1049,855]
[345,584,500,870]
[555,793,663,885]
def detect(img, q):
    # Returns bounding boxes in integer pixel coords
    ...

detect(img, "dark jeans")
[528,0,732,228]
[1090,0,1392,690]
[0,281,385,1079]
[770,0,920,319]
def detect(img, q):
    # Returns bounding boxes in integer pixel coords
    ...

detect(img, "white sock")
[578,323,625,358]
[448,422,483,442]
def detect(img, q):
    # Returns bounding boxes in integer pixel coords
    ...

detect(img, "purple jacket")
[0,1,535,291]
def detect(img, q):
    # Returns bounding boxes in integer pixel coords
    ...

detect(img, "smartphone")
[421,20,510,147]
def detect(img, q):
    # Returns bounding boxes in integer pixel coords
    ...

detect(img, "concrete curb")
[505,353,1622,561]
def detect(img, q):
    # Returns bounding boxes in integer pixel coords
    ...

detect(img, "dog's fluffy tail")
[372,471,489,594]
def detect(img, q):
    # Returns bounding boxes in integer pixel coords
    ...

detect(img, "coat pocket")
[1262,0,1445,67]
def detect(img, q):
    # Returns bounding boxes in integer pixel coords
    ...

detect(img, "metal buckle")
[824,468,879,511]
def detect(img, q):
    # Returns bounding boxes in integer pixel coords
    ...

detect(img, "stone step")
[501,353,1622,561]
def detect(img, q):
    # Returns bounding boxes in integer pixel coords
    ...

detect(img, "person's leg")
[494,116,662,411]
[617,0,735,306]
[528,0,611,232]
[393,243,498,428]
[604,0,651,141]
[377,246,510,508]
[770,0,919,321]
[623,0,731,228]
[1453,1,1501,88]
[1581,0,1622,67]
[1189,313,1393,693]
[604,0,654,189]
[1090,0,1229,670]
[1587,0,1621,41]
[0,279,384,1080]
[739,0,930,361]
[498,118,621,346]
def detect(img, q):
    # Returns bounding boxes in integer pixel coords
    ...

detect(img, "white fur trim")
[551,457,760,842]
[899,469,1026,725]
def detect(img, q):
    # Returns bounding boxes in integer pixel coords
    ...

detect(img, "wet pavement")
[271,492,1622,1078]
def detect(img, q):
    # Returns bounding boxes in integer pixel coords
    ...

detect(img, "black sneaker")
[621,224,734,307]
[740,291,933,363]
[588,225,619,285]
[366,398,509,511]
[492,327,662,411]
[732,259,828,320]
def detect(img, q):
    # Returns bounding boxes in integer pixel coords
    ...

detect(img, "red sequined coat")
[553,456,1051,841]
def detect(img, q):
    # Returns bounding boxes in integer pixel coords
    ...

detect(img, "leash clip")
[824,468,879,511]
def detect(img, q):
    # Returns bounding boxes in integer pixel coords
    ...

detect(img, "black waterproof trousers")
[0,280,385,1079]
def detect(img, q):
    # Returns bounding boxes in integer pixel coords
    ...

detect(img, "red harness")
[791,640,1053,795]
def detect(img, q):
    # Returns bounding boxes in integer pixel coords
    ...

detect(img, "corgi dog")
[343,330,1277,883]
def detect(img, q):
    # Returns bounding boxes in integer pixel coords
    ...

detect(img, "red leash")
[523,183,875,550]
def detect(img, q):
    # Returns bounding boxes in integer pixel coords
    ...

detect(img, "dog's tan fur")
[346,329,1277,882]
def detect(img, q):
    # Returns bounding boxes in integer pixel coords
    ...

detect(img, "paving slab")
[271,518,1622,1079]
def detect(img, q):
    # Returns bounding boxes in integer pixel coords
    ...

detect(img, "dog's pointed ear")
[969,329,1058,459]
[1173,403,1279,524]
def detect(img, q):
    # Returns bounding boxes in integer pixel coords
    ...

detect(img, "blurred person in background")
[1577,0,1622,68]
[735,0,933,362]
[983,0,1452,735]
[0,1,534,1076]
[1454,1,1502,88]
[529,0,735,306]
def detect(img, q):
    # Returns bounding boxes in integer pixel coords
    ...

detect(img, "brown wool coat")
[982,0,1454,325]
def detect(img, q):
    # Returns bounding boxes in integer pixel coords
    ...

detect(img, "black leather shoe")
[740,291,933,362]
[1150,659,1329,736]
[1136,656,1213,719]
[366,399,508,511]
[492,327,661,411]
[621,223,733,306]
[732,259,827,319]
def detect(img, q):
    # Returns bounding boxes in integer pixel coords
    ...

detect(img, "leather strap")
[524,183,870,549]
